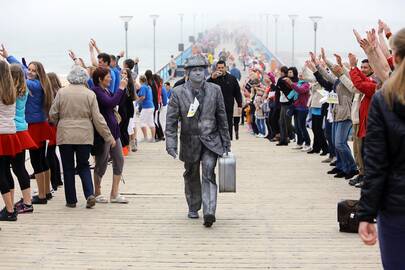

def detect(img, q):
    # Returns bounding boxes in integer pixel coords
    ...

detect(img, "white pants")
[140,108,155,128]
[159,105,168,133]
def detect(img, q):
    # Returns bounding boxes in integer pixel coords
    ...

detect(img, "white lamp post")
[273,14,280,55]
[150,14,159,72]
[119,16,133,59]
[309,16,322,55]
[179,13,184,45]
[288,14,299,65]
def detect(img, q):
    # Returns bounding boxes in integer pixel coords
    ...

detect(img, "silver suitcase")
[218,152,236,193]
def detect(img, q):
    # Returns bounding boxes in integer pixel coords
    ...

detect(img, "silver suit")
[166,80,231,217]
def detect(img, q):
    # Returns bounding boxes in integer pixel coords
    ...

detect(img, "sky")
[0,0,403,73]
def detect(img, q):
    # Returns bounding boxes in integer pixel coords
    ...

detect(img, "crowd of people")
[229,21,405,269]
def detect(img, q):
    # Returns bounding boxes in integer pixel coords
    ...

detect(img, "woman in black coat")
[358,28,405,270]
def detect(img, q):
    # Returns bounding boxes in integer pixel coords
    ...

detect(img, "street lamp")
[273,14,280,55]
[309,16,322,55]
[119,16,133,59]
[150,14,159,72]
[193,14,196,38]
[179,13,184,45]
[288,14,299,66]
[265,13,270,49]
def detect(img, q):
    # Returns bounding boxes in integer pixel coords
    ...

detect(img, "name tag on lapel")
[187,97,200,118]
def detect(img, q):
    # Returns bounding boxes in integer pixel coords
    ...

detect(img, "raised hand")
[305,60,316,72]
[68,50,77,61]
[353,29,363,45]
[320,48,327,61]
[309,51,317,64]
[331,65,343,77]
[119,74,128,90]
[378,19,384,34]
[118,50,125,58]
[0,44,9,58]
[333,53,343,67]
[348,53,358,68]
[367,29,378,49]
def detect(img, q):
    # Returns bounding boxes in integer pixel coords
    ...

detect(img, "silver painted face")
[188,67,205,84]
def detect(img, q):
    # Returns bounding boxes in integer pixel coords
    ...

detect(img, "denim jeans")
[255,118,266,135]
[294,109,311,146]
[333,120,357,173]
[378,212,405,269]
[59,144,94,204]
[324,120,335,157]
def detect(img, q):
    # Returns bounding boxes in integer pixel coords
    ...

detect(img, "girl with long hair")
[9,64,38,213]
[0,60,21,221]
[1,45,54,204]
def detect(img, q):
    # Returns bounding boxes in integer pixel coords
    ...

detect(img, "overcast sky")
[1,0,403,72]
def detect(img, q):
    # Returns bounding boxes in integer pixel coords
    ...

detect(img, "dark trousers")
[270,107,280,136]
[59,145,93,204]
[294,109,311,146]
[312,114,328,152]
[154,107,165,140]
[29,143,49,174]
[47,145,62,190]
[226,111,233,140]
[0,156,14,194]
[378,212,405,269]
[233,117,240,138]
[10,151,30,191]
[279,104,294,144]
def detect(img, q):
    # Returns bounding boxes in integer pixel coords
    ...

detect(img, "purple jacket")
[92,86,124,139]
[292,81,310,109]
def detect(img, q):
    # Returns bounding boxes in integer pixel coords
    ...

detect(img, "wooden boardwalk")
[0,129,381,269]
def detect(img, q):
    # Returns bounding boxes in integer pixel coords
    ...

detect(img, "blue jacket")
[162,87,168,106]
[15,90,29,132]
[111,67,120,94]
[7,56,46,124]
[230,67,241,81]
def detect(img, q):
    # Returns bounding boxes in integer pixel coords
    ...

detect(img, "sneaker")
[292,144,303,150]
[330,161,337,166]
[349,175,363,186]
[345,170,359,180]
[131,140,138,152]
[0,207,17,221]
[320,151,329,156]
[327,168,341,175]
[110,194,129,204]
[302,145,312,152]
[95,195,108,204]
[32,195,47,205]
[355,181,364,188]
[16,203,34,214]
[86,195,96,209]
[46,192,53,200]
[307,149,320,154]
[14,198,24,208]
[322,157,333,163]
[66,203,77,208]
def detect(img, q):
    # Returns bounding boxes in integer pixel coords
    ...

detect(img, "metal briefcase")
[218,152,236,193]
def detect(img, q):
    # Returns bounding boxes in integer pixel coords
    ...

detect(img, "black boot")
[203,215,216,228]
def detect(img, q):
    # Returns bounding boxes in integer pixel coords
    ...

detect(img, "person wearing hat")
[165,55,231,228]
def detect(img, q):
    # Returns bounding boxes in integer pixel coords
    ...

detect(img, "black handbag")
[337,199,360,233]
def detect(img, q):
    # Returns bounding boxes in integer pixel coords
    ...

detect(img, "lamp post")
[119,16,133,59]
[273,14,279,55]
[193,14,196,38]
[150,14,159,72]
[288,14,299,66]
[265,13,270,49]
[179,13,184,45]
[309,16,322,55]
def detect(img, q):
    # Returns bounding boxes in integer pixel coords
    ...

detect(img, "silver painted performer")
[165,55,231,227]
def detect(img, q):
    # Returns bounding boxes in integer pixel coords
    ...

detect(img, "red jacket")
[349,67,377,138]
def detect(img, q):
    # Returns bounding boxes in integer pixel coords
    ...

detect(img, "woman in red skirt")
[0,60,21,221]
[2,45,54,204]
[9,64,38,213]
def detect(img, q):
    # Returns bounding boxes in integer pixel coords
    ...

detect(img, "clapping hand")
[68,50,77,61]
[333,53,343,67]
[348,53,358,68]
